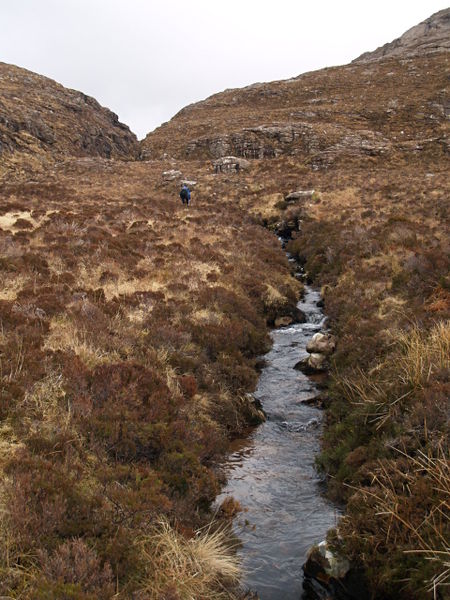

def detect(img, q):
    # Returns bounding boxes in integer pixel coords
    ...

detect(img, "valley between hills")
[0,8,448,600]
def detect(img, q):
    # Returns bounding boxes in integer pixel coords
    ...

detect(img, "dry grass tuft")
[136,519,240,599]
[396,321,450,390]
[44,315,119,367]
[19,372,69,433]
[338,321,450,429]
[355,443,450,598]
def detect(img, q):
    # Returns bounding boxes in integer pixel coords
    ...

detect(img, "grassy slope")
[284,160,449,598]
[0,158,301,598]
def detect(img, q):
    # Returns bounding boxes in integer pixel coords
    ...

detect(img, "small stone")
[274,316,293,327]
[284,190,315,202]
[162,169,182,180]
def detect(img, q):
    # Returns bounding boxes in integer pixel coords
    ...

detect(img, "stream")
[218,285,339,599]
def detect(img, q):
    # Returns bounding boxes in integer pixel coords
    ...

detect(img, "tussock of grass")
[339,442,449,598]
[136,519,240,599]
[44,315,120,367]
[338,322,449,430]
[396,321,450,390]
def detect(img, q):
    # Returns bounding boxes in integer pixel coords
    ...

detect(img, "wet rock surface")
[295,353,329,374]
[306,333,336,355]
[303,541,369,600]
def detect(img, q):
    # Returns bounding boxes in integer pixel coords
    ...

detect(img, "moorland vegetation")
[0,10,449,599]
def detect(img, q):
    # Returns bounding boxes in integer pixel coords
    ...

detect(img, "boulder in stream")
[303,540,369,600]
[294,352,329,374]
[306,332,336,355]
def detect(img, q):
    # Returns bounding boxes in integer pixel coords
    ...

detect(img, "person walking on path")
[180,184,191,206]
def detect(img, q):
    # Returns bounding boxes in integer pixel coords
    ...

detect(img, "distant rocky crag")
[140,9,449,165]
[0,62,138,175]
[354,8,450,62]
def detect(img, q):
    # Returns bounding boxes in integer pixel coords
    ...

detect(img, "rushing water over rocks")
[218,287,339,599]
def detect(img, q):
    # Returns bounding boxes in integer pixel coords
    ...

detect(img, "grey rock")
[285,190,315,202]
[306,332,336,355]
[294,353,329,374]
[354,8,450,62]
[303,539,369,600]
[162,169,182,180]
[213,156,250,173]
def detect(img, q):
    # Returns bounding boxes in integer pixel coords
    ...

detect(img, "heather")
[0,16,449,598]
[283,160,449,598]
[0,159,300,597]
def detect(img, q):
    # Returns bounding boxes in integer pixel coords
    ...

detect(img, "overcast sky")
[0,1,447,139]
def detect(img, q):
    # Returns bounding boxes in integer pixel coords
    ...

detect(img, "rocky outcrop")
[303,541,369,600]
[354,8,450,62]
[0,62,138,169]
[183,123,326,161]
[213,156,250,173]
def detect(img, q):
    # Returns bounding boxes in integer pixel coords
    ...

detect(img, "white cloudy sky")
[0,1,447,139]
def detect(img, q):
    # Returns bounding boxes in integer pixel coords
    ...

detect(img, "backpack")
[180,187,188,200]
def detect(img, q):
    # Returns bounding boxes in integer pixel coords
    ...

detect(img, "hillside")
[0,62,138,178]
[141,50,448,165]
[0,9,449,600]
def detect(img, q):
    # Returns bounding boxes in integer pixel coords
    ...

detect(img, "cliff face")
[0,62,139,176]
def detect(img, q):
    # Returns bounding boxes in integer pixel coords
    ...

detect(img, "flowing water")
[218,286,339,599]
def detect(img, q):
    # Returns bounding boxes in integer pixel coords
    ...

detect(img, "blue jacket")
[180,186,191,200]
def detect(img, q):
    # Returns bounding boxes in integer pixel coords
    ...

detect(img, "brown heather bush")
[337,442,449,599]
[37,538,116,598]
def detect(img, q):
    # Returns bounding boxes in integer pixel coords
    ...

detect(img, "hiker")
[180,184,191,206]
